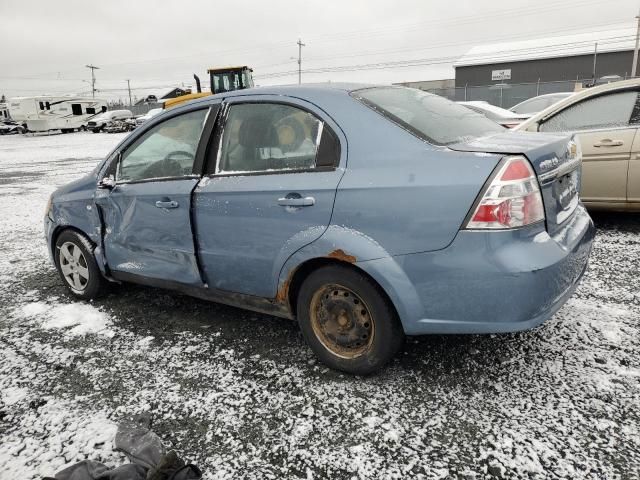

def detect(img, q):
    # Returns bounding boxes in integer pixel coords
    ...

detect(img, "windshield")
[212,72,242,93]
[352,87,503,145]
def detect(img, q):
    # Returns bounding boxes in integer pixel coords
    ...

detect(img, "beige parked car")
[516,79,640,211]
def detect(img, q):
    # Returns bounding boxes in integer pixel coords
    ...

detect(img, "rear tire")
[296,265,404,375]
[54,230,108,300]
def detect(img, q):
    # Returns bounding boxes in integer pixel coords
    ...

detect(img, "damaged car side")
[44,84,595,374]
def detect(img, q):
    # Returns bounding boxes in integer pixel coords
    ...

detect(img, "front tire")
[296,265,404,375]
[54,230,108,299]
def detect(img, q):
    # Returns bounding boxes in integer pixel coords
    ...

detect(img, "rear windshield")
[352,87,503,145]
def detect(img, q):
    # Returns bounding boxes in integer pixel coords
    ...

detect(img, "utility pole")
[297,38,305,84]
[126,79,132,106]
[632,8,640,77]
[85,64,99,98]
[592,42,598,83]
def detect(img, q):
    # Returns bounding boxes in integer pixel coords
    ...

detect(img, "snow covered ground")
[0,132,639,479]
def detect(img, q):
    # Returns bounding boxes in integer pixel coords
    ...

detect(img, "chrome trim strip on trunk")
[538,156,582,184]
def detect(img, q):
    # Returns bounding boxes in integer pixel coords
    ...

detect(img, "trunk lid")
[449,131,581,235]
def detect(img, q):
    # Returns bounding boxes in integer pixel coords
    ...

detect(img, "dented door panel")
[95,179,202,285]
[194,171,343,298]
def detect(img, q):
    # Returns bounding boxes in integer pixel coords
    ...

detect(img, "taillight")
[465,156,545,230]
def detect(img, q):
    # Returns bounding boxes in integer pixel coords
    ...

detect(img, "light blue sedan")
[44,84,595,374]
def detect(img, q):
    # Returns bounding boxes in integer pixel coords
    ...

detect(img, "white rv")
[8,96,108,133]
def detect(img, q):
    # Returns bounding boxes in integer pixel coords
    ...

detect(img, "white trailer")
[8,96,108,132]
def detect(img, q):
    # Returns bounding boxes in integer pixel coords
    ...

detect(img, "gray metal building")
[449,25,637,107]
[456,50,633,87]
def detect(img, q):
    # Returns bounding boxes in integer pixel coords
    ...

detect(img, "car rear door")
[539,89,640,205]
[193,96,345,298]
[95,105,217,285]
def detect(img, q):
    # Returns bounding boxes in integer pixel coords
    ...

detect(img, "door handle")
[277,196,315,207]
[155,200,179,209]
[593,139,624,147]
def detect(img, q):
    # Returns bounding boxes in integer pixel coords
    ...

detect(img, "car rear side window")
[540,91,639,132]
[352,87,503,146]
[215,103,339,174]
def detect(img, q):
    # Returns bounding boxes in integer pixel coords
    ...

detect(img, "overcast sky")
[1,0,638,101]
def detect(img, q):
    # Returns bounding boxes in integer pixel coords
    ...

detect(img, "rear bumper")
[358,204,595,335]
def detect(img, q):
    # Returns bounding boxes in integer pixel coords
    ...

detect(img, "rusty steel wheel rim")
[309,284,375,359]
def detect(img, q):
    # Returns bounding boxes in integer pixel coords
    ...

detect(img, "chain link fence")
[107,101,162,116]
[423,79,609,108]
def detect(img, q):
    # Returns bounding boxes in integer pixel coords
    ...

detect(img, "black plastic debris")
[43,421,201,480]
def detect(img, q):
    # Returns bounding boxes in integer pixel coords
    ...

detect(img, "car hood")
[52,173,97,201]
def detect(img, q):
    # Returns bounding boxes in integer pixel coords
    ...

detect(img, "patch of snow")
[0,399,122,479]
[41,303,113,337]
[21,301,50,317]
[2,386,29,406]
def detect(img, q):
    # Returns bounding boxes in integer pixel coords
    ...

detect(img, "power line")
[255,34,638,80]
[297,21,634,66]
[0,0,618,80]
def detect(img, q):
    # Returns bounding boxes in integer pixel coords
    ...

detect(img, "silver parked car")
[87,110,133,133]
[510,92,574,116]
[458,101,529,128]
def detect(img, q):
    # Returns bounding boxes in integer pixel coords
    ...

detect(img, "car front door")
[539,89,640,205]
[95,106,216,285]
[193,97,345,297]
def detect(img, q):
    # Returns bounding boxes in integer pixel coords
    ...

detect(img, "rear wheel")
[296,265,404,375]
[54,230,108,299]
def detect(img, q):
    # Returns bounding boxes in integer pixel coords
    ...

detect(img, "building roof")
[455,24,636,67]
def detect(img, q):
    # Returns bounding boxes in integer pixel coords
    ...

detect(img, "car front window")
[118,109,207,182]
[352,87,503,145]
[540,90,639,132]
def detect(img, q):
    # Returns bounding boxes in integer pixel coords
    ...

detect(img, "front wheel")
[54,230,108,299]
[296,265,404,375]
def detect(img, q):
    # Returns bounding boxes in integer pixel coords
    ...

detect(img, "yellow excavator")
[163,66,254,109]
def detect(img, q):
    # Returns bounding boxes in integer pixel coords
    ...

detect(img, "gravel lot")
[0,132,638,479]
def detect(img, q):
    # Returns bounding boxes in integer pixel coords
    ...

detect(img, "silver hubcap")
[59,242,89,291]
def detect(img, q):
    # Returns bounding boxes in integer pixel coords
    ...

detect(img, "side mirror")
[98,175,116,189]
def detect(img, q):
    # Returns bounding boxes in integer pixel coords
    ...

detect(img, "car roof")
[172,82,392,110]
[517,78,640,128]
